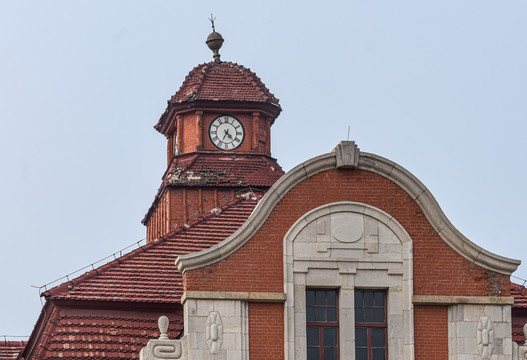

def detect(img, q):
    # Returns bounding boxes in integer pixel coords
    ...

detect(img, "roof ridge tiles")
[43,195,258,300]
[190,63,209,101]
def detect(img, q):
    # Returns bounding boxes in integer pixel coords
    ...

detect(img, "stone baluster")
[140,316,187,360]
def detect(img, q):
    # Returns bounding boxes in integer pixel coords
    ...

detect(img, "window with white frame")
[306,289,339,360]
[354,289,387,360]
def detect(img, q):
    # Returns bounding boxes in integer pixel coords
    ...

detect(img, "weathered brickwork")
[414,306,448,359]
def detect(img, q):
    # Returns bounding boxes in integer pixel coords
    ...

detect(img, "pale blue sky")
[1,1,526,336]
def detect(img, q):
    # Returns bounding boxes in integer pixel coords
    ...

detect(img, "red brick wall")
[146,191,169,241]
[414,306,448,359]
[249,303,284,359]
[183,168,511,355]
[185,169,510,296]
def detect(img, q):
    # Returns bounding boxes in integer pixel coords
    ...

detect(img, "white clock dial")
[208,115,245,150]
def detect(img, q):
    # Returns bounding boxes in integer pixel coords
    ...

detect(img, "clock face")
[208,115,245,151]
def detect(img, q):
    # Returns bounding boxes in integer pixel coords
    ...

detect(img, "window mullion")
[319,327,324,360]
[367,327,372,360]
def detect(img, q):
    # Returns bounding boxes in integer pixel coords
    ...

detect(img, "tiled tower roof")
[164,153,283,188]
[170,61,279,105]
[155,61,281,134]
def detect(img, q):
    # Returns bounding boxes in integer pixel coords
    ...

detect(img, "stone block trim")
[182,291,286,303]
[183,299,249,359]
[413,295,515,305]
[448,304,513,359]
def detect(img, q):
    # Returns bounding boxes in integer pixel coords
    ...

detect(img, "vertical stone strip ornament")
[477,317,495,359]
[195,111,203,150]
[139,316,185,360]
[206,311,223,354]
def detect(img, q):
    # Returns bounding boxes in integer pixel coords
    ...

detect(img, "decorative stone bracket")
[140,316,187,360]
[333,141,359,169]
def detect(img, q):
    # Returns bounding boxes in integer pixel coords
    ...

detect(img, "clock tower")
[143,27,284,241]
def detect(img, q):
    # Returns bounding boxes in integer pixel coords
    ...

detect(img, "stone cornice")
[176,141,520,275]
[181,291,286,304]
[412,295,515,305]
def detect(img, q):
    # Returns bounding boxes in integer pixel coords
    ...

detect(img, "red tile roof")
[142,153,283,224]
[0,341,26,360]
[165,153,284,187]
[44,194,259,303]
[512,282,527,308]
[170,62,280,105]
[30,307,181,360]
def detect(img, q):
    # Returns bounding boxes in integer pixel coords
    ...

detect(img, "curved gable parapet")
[176,141,520,275]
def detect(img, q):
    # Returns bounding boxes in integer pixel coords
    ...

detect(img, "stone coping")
[412,295,515,305]
[176,141,520,275]
[181,291,286,304]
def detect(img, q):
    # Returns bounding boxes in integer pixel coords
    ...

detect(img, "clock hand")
[223,129,229,141]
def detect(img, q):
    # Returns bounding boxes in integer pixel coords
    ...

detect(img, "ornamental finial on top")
[206,14,224,63]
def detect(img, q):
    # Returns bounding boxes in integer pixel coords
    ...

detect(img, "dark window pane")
[307,306,315,322]
[327,290,336,306]
[374,291,384,306]
[372,348,386,360]
[307,290,315,306]
[355,290,363,307]
[316,307,326,322]
[327,307,336,322]
[355,307,363,322]
[324,347,337,360]
[307,327,319,346]
[365,307,374,322]
[364,291,374,306]
[355,327,367,346]
[307,348,319,360]
[324,328,337,346]
[356,348,368,360]
[374,308,384,323]
[316,290,325,305]
[372,328,385,347]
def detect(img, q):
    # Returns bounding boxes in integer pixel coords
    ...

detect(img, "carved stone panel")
[477,316,495,359]
[292,211,401,261]
[206,311,223,354]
